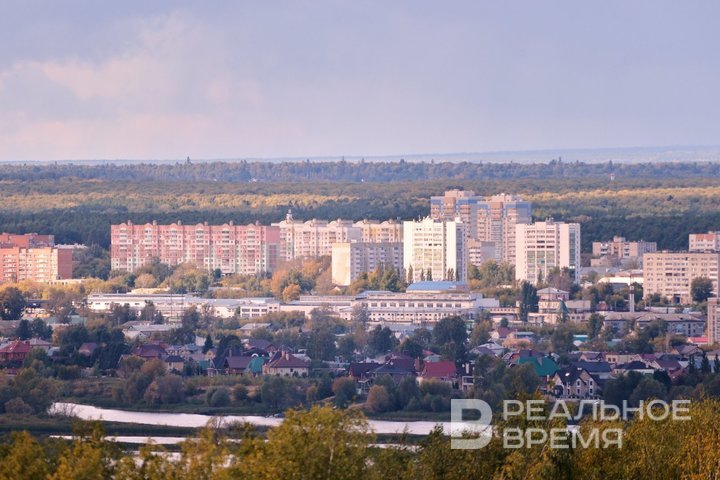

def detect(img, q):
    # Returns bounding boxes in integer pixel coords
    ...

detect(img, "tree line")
[0,399,719,479]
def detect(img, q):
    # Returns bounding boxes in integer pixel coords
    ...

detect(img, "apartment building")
[403,217,468,283]
[0,233,54,248]
[592,236,657,259]
[477,194,532,264]
[271,211,362,261]
[0,233,73,282]
[430,190,479,240]
[643,252,720,303]
[111,221,280,275]
[353,219,403,243]
[331,242,403,286]
[689,232,720,252]
[430,190,531,264]
[515,220,581,285]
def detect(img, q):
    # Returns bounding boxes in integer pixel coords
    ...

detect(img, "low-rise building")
[87,294,280,322]
[264,351,310,376]
[552,366,598,399]
[357,281,498,326]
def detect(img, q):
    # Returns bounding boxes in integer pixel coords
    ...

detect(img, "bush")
[233,384,248,402]
[4,397,33,415]
[365,385,392,413]
[332,378,357,408]
[207,387,231,407]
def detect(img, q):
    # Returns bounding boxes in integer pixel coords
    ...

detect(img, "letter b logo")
[450,399,493,449]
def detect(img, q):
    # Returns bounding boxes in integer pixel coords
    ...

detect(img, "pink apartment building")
[0,233,73,282]
[111,221,281,275]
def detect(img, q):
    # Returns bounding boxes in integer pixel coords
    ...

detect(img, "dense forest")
[6,158,720,182]
[1,160,720,251]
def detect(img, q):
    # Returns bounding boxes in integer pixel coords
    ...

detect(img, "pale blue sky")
[0,1,718,160]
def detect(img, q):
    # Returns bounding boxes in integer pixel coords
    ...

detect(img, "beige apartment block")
[643,251,720,303]
[689,231,720,252]
[331,241,403,286]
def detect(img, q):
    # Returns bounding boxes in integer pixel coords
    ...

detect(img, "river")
[51,402,462,436]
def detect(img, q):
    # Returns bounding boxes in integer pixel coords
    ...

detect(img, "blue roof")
[407,281,469,292]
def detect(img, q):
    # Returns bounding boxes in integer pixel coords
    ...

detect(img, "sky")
[0,1,719,161]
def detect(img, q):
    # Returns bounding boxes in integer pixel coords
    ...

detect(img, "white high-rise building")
[430,190,531,264]
[403,218,468,283]
[515,220,581,285]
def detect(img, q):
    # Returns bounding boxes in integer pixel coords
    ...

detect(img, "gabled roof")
[555,366,592,384]
[246,339,274,350]
[267,353,310,369]
[616,360,652,370]
[225,356,252,369]
[572,360,612,374]
[422,361,457,378]
[517,355,558,377]
[0,340,32,354]
[654,359,682,371]
[348,362,381,377]
[372,357,416,376]
[134,344,167,357]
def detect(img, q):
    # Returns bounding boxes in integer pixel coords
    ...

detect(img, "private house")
[418,361,457,386]
[348,361,382,393]
[552,366,598,399]
[264,351,310,376]
[0,340,34,363]
[368,355,417,383]
[134,343,168,361]
[26,338,52,352]
[164,355,185,372]
[459,362,475,392]
[612,360,655,376]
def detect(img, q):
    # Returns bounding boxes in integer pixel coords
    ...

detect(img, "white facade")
[357,290,498,325]
[271,212,363,261]
[403,218,468,283]
[87,294,280,322]
[515,220,581,285]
